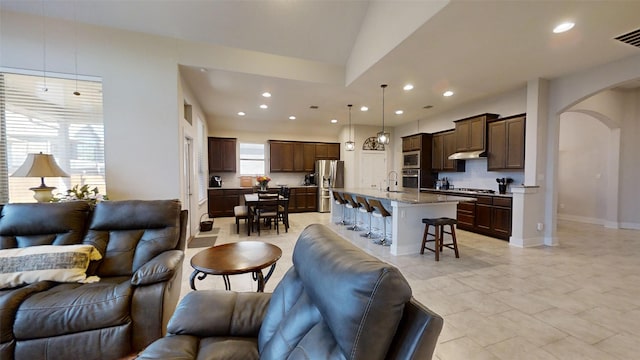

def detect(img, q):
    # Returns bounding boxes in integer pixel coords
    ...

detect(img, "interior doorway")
[359,152,387,190]
[183,136,193,240]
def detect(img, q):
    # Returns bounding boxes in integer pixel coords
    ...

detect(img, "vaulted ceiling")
[3,0,640,137]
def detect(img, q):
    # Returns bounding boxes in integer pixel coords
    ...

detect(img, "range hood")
[448,150,486,160]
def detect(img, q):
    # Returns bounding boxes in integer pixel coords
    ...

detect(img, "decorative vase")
[260,183,268,191]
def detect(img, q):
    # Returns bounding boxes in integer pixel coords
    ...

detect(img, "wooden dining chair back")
[277,187,290,232]
[254,198,280,235]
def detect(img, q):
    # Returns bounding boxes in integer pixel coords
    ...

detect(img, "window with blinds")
[0,71,104,203]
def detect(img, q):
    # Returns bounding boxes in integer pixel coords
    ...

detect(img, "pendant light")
[377,84,390,145]
[345,104,355,151]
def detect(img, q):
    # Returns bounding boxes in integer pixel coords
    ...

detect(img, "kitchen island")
[331,188,474,256]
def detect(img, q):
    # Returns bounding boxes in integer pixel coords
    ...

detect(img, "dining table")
[243,193,288,235]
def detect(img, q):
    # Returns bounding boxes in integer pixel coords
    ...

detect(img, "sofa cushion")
[0,282,57,344]
[13,280,132,339]
[138,335,259,360]
[0,244,102,289]
[0,201,90,249]
[259,224,412,360]
[83,199,182,277]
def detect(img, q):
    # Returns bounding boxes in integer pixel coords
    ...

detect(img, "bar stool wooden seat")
[420,217,460,261]
[332,191,348,226]
[368,199,392,246]
[343,193,362,231]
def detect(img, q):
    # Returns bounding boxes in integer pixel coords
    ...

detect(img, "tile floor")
[180,213,640,360]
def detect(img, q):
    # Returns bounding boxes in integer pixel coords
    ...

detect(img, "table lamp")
[11,152,70,202]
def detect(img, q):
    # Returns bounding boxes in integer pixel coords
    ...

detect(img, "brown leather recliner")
[138,224,443,360]
[0,200,187,360]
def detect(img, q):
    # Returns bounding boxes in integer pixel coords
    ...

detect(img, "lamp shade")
[11,153,69,178]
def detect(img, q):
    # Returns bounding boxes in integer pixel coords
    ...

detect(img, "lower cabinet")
[455,195,512,240]
[208,187,318,217]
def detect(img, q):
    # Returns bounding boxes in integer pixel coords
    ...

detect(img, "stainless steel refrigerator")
[316,160,344,213]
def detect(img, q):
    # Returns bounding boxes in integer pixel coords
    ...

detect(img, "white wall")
[557,112,609,223]
[1,10,182,201]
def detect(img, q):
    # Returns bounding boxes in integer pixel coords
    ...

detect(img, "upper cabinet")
[454,113,499,152]
[208,137,237,173]
[270,141,339,172]
[402,134,423,152]
[487,114,526,171]
[432,130,465,172]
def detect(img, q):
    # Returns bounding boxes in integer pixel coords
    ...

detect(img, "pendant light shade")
[377,84,390,145]
[345,104,355,151]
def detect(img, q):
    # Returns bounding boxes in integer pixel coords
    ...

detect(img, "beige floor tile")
[543,336,620,360]
[178,215,640,360]
[534,308,615,344]
[485,337,558,360]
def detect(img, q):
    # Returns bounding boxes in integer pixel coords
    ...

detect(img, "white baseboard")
[557,214,605,225]
[509,235,544,248]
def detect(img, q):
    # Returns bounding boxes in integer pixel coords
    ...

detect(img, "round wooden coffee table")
[189,241,282,292]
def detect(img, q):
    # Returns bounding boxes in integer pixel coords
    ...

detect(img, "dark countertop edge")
[420,188,513,198]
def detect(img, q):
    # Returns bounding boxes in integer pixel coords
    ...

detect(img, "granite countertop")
[420,188,513,198]
[336,188,475,204]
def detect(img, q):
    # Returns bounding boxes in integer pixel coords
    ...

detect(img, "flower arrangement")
[256,176,271,189]
[52,184,108,208]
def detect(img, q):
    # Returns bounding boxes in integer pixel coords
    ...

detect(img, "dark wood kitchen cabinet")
[402,134,422,152]
[487,114,526,171]
[432,130,465,172]
[454,113,499,152]
[290,187,318,212]
[454,193,512,240]
[269,141,340,172]
[208,188,252,217]
[208,137,237,172]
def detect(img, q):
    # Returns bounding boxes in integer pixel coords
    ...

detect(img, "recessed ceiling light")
[237,111,246,116]
[331,119,338,124]
[289,116,296,120]
[403,84,414,91]
[395,110,404,115]
[553,22,575,34]
[360,106,368,112]
[260,104,268,109]
[262,92,271,98]
[199,68,207,72]
[443,90,454,97]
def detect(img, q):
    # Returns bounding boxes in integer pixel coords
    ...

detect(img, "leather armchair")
[139,224,443,360]
[0,200,187,360]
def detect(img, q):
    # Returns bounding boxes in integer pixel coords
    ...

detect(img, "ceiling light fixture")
[345,104,355,152]
[443,90,454,97]
[289,115,296,120]
[377,84,390,145]
[260,104,268,109]
[262,92,271,98]
[395,110,403,115]
[360,106,368,112]
[331,119,338,124]
[237,111,246,116]
[403,84,414,91]
[553,22,575,34]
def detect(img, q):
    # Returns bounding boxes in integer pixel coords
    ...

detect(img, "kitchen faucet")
[387,171,398,192]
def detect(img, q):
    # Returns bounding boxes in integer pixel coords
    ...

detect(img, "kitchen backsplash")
[435,159,524,193]
[215,172,312,188]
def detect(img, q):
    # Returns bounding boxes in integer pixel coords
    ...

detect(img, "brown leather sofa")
[138,224,443,360]
[0,199,187,360]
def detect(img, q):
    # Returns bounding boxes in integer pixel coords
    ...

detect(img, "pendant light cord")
[381,84,387,133]
[348,104,353,141]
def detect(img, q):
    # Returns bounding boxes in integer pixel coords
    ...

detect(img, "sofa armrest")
[131,250,184,286]
[168,290,271,337]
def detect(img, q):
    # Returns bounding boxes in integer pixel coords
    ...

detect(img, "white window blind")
[239,143,265,176]
[0,71,105,203]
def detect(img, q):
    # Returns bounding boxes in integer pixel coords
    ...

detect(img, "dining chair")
[278,187,290,232]
[253,198,280,235]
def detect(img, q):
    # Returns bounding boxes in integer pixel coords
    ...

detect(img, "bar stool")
[332,191,348,226]
[356,196,376,239]
[368,199,392,246]
[343,193,362,231]
[420,217,460,261]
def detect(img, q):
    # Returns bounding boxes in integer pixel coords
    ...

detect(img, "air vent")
[614,28,640,48]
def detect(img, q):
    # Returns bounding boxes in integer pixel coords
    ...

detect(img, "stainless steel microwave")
[403,151,420,168]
